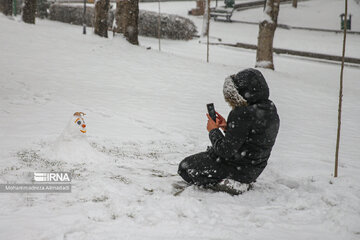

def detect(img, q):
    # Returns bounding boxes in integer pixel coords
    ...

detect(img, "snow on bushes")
[49,4,197,40]
[49,4,113,27]
[138,10,197,40]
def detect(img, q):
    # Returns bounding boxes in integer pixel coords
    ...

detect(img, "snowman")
[45,112,102,164]
[58,112,87,141]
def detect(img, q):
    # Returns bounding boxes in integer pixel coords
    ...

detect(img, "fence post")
[13,0,17,16]
[83,0,86,34]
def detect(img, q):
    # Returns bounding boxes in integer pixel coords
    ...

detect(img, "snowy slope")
[139,0,360,58]
[233,0,360,31]
[0,9,360,240]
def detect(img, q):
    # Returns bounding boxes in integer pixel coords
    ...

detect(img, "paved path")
[203,41,360,67]
[230,19,360,35]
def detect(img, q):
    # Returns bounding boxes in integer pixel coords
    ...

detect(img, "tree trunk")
[255,0,280,70]
[124,0,139,45]
[114,0,128,34]
[22,0,37,24]
[114,0,139,45]
[292,0,298,8]
[94,0,110,38]
[1,0,13,16]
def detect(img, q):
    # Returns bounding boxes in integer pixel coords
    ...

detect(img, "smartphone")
[207,103,216,122]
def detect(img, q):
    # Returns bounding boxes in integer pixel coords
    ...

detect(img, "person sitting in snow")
[178,68,280,186]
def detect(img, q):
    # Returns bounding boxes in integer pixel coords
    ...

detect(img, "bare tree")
[0,0,13,16]
[23,0,37,24]
[124,0,139,45]
[114,0,139,45]
[334,0,348,178]
[201,0,209,37]
[114,0,127,34]
[292,0,298,8]
[94,0,110,38]
[206,0,210,62]
[255,0,280,70]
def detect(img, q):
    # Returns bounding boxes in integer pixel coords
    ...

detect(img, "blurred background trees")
[23,0,37,24]
[0,0,13,16]
[114,0,139,45]
[94,0,110,37]
[292,0,298,8]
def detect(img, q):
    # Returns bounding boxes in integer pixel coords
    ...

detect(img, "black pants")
[178,151,265,186]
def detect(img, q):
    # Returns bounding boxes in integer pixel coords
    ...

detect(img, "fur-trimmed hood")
[223,68,269,107]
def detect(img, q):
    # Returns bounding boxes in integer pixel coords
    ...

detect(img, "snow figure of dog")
[49,112,100,164]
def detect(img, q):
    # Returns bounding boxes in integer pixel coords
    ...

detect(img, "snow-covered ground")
[1,0,360,239]
[140,0,360,58]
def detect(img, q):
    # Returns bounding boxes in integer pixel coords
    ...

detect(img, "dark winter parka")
[209,69,280,179]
